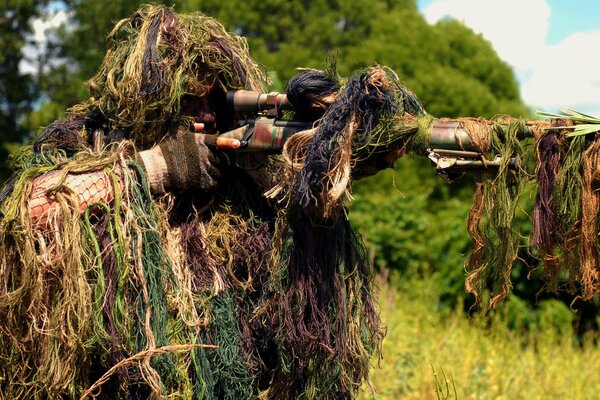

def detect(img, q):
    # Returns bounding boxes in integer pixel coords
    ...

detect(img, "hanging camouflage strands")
[407,112,600,306]
[262,66,424,398]
[536,111,600,299]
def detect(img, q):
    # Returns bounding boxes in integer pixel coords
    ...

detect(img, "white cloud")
[424,0,550,72]
[31,10,69,42]
[522,31,600,115]
[424,0,600,117]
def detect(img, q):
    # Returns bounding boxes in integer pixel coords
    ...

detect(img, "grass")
[360,274,600,399]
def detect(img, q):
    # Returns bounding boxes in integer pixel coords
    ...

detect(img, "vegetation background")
[2,0,599,398]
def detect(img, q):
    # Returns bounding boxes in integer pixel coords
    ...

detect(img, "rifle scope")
[227,90,292,113]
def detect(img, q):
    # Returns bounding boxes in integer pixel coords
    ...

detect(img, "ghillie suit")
[0,5,419,399]
[0,5,263,398]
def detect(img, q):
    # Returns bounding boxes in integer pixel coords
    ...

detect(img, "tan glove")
[136,130,220,194]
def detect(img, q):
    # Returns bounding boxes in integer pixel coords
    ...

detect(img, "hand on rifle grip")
[137,129,221,194]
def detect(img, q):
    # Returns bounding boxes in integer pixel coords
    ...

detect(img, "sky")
[418,0,600,116]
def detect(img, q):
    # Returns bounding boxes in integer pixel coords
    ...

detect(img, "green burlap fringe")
[0,144,206,398]
[444,117,600,306]
[464,120,525,307]
[263,210,383,399]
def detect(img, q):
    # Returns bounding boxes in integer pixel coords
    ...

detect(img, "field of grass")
[360,275,600,399]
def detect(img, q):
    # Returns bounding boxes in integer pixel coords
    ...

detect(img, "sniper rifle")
[202,89,535,181]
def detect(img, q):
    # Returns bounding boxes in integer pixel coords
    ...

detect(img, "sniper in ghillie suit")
[1,4,599,399]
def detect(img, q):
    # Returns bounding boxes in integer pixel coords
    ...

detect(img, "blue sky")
[417,0,600,115]
[545,0,600,44]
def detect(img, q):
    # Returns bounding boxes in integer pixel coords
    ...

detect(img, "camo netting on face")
[71,4,266,149]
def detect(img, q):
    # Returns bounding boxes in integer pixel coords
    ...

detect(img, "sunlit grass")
[360,275,600,399]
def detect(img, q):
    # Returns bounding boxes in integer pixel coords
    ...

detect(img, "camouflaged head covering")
[78,4,266,148]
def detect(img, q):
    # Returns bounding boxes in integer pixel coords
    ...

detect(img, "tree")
[0,0,43,179]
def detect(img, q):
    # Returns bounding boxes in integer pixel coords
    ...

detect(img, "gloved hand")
[136,129,221,194]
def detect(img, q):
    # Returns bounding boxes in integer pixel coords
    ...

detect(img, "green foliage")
[350,157,474,305]
[497,296,575,335]
[434,20,519,102]
[539,108,600,137]
[432,364,457,400]
[342,7,528,118]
